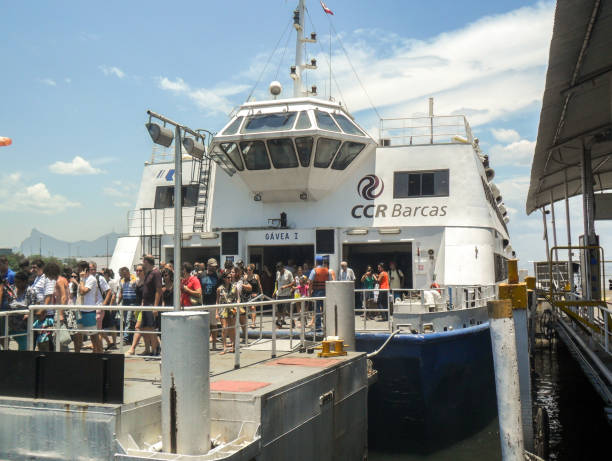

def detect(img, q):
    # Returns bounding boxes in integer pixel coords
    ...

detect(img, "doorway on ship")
[342,242,413,289]
[248,245,315,271]
[164,246,221,267]
[248,245,314,298]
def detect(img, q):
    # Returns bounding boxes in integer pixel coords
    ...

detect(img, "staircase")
[193,155,212,233]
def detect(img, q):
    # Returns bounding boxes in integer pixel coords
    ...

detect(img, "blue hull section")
[356,324,497,452]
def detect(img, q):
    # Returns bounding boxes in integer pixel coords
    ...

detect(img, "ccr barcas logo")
[357,174,384,200]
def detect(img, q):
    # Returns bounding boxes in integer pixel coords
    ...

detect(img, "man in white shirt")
[338,261,355,281]
[31,259,55,305]
[79,261,111,353]
[388,261,404,291]
[276,261,294,327]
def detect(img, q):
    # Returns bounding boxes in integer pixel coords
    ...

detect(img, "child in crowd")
[33,309,54,351]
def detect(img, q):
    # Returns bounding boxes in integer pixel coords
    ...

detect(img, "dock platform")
[0,347,368,461]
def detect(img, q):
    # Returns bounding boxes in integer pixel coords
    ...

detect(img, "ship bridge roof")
[526,0,612,215]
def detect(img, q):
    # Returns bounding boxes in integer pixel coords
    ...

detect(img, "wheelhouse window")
[295,111,312,129]
[220,142,244,171]
[332,113,365,136]
[295,136,313,167]
[267,138,298,168]
[393,170,449,198]
[331,142,365,170]
[154,185,199,208]
[242,112,297,133]
[221,116,243,135]
[315,111,341,132]
[314,138,341,168]
[240,140,271,170]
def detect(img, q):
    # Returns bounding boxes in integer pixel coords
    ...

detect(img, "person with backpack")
[308,256,331,331]
[78,261,111,354]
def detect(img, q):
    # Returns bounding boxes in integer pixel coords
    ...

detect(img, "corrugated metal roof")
[526,0,612,215]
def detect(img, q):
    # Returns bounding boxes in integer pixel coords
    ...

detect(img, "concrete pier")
[0,348,368,461]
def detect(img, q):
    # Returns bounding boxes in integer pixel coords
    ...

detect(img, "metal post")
[3,315,8,349]
[564,170,573,289]
[234,307,240,369]
[289,302,294,350]
[271,303,277,358]
[161,311,210,455]
[488,300,525,461]
[550,191,559,264]
[293,0,305,97]
[324,281,356,350]
[541,208,550,264]
[27,310,34,351]
[300,300,305,350]
[173,125,182,311]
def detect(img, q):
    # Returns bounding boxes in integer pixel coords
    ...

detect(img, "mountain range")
[18,228,123,258]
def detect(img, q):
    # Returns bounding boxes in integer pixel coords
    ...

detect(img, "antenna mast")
[292,0,306,97]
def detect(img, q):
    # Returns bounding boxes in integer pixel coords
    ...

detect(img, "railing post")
[27,309,34,351]
[300,300,305,350]
[161,311,210,455]
[234,305,241,369]
[271,302,277,358]
[289,302,294,350]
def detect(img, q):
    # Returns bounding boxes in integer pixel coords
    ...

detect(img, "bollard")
[161,311,210,455]
[498,260,534,450]
[488,300,525,461]
[324,281,356,350]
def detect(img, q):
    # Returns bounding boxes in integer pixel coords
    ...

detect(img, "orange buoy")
[0,136,12,147]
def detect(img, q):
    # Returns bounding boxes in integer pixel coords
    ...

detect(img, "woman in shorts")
[217,272,237,354]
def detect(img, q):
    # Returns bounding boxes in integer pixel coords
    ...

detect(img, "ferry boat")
[111,0,513,452]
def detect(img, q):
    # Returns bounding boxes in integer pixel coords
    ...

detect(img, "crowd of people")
[0,254,406,355]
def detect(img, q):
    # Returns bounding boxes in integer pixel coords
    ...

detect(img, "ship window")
[220,142,244,171]
[154,185,199,209]
[332,114,365,136]
[242,112,297,133]
[221,116,243,135]
[295,136,313,166]
[393,170,449,198]
[315,111,341,132]
[240,140,271,170]
[331,142,365,170]
[295,111,312,129]
[314,138,341,168]
[267,138,298,168]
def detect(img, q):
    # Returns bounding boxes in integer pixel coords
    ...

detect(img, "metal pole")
[27,309,34,351]
[541,208,550,264]
[173,125,182,311]
[161,311,210,455]
[550,191,559,263]
[293,0,305,97]
[564,170,573,290]
[271,303,277,358]
[488,300,525,461]
[234,308,240,369]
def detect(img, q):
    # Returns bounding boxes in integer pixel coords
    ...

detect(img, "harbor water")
[370,336,611,460]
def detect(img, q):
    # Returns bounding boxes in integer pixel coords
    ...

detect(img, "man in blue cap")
[308,255,331,331]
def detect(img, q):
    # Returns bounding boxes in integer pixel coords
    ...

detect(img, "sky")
[0,0,594,271]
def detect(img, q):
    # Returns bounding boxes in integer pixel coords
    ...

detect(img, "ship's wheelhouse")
[208,98,376,202]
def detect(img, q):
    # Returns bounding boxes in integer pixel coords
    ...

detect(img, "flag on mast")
[320,1,334,15]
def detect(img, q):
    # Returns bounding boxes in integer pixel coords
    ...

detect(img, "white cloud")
[65,77,72,84]
[114,201,132,208]
[491,128,520,143]
[490,139,536,166]
[49,156,103,175]
[0,173,80,214]
[99,65,125,79]
[156,77,248,116]
[158,77,189,92]
[41,78,56,86]
[103,181,136,200]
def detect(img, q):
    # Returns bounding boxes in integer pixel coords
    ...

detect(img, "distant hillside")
[19,228,123,258]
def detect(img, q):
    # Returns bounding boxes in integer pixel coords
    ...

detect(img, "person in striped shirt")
[117,267,137,345]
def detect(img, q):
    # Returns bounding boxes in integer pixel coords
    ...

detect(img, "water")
[370,337,611,460]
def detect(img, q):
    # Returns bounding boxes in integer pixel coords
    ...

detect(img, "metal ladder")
[193,155,212,233]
